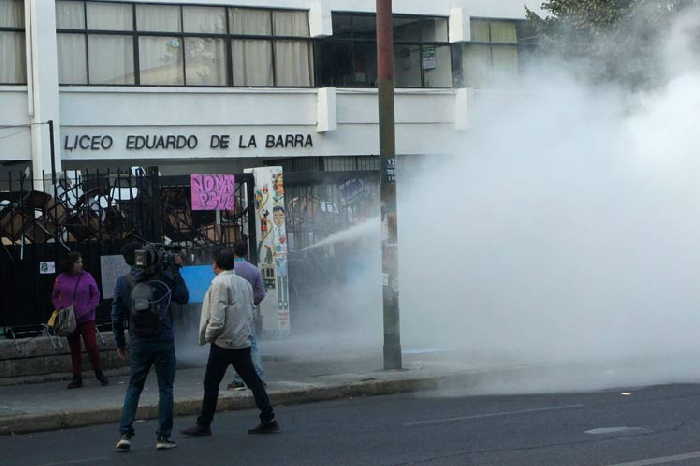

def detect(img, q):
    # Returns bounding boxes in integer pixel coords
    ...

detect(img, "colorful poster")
[245,167,290,336]
[190,174,235,211]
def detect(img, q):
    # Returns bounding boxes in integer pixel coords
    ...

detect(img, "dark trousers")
[66,320,102,377]
[197,344,275,427]
[119,341,176,438]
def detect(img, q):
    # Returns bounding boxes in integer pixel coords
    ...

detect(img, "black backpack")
[128,278,169,338]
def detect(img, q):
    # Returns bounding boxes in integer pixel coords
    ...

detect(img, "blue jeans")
[232,333,263,384]
[119,340,176,438]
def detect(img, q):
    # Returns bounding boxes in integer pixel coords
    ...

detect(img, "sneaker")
[156,436,177,450]
[115,434,132,452]
[248,420,280,435]
[95,370,109,387]
[227,381,246,390]
[67,377,83,390]
[181,424,212,437]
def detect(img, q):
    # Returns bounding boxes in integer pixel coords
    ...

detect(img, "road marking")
[403,404,585,427]
[585,426,652,435]
[607,451,700,466]
[33,457,109,466]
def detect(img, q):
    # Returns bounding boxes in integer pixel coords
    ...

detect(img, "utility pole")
[376,0,402,370]
[48,120,57,189]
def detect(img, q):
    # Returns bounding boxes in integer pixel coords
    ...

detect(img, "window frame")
[468,17,520,46]
[55,0,314,88]
[465,17,520,76]
[317,12,453,89]
[0,0,27,85]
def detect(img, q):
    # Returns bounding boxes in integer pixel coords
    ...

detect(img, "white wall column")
[27,0,60,187]
[317,87,337,132]
[449,8,468,43]
[309,0,332,37]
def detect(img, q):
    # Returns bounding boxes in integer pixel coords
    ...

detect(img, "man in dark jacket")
[112,242,189,452]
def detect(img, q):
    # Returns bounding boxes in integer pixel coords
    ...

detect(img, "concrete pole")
[376,0,402,370]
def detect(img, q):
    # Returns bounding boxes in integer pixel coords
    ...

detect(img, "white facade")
[0,0,542,173]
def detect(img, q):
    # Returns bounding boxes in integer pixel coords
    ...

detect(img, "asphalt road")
[5,384,700,466]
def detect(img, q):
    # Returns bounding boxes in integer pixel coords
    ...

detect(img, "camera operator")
[111,242,189,452]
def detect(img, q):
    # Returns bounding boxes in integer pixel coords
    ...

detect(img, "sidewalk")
[0,350,492,435]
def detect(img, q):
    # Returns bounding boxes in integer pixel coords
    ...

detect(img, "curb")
[0,355,284,387]
[0,367,132,387]
[0,374,454,435]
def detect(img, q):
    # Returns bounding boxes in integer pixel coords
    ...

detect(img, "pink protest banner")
[190,174,235,211]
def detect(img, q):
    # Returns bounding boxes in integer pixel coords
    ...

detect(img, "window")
[395,44,422,87]
[55,1,313,87]
[229,8,273,86]
[136,4,181,32]
[87,2,131,30]
[0,0,26,84]
[318,13,452,88]
[186,37,227,86]
[89,35,134,85]
[275,41,312,86]
[232,40,273,86]
[464,19,519,88]
[139,36,184,85]
[56,1,135,85]
[184,6,226,34]
[228,8,313,87]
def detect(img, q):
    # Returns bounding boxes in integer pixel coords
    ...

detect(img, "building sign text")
[63,132,313,153]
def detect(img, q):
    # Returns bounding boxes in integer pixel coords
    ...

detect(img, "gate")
[0,168,255,336]
[284,170,379,332]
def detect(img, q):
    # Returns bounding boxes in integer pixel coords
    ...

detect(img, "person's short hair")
[120,241,142,266]
[215,248,236,271]
[273,206,285,214]
[61,252,82,274]
[233,241,248,258]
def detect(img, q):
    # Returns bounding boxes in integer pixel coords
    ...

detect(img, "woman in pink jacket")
[52,252,108,389]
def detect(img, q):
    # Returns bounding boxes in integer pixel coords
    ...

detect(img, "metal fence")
[284,171,379,331]
[285,172,379,251]
[0,167,255,336]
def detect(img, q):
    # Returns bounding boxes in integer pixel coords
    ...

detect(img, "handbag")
[48,275,81,337]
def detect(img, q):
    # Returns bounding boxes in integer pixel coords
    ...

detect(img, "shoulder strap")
[71,274,83,305]
[124,275,136,312]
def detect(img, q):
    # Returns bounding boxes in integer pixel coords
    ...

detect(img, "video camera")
[134,243,184,277]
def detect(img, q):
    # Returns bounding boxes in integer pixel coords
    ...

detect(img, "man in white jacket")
[181,249,278,437]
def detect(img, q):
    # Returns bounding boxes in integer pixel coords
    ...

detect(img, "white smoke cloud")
[247,6,700,395]
[397,5,700,393]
